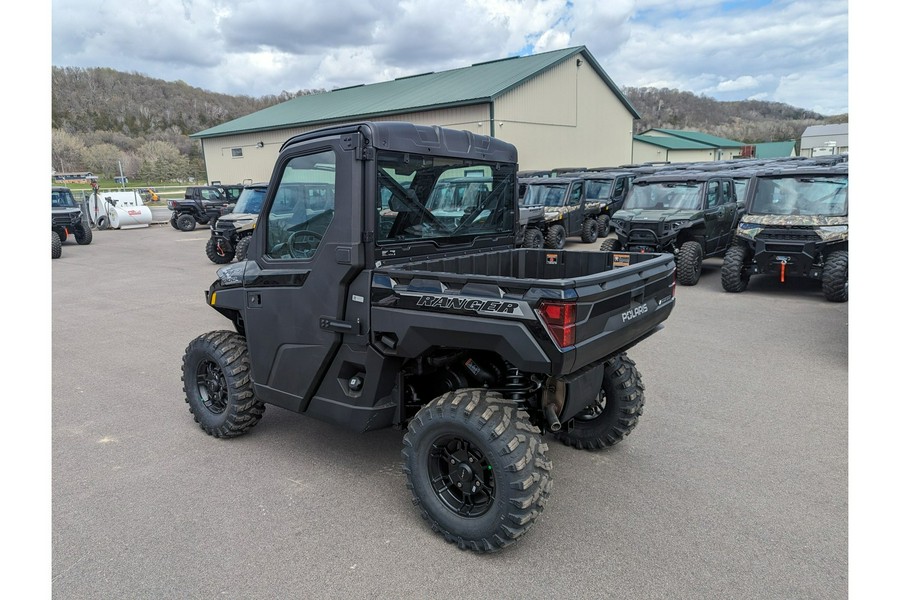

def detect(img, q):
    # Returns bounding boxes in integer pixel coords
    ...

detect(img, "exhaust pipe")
[543,404,562,432]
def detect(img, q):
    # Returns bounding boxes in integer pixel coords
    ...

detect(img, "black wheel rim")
[196,359,228,413]
[428,435,495,517]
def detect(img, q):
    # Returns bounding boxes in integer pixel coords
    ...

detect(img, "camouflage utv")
[601,171,742,285]
[518,176,605,249]
[721,163,848,302]
[206,183,267,264]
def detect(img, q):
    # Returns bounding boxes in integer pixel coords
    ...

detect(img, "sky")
[50,0,848,115]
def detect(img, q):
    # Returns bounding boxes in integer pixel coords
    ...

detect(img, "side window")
[265,149,336,260]
[568,182,583,206]
[613,177,626,198]
[706,180,720,208]
[723,180,734,203]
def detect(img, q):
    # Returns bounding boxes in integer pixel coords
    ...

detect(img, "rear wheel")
[522,228,544,249]
[402,390,552,553]
[554,352,645,450]
[205,236,235,264]
[721,243,751,293]
[181,331,265,437]
[234,236,253,262]
[580,218,599,243]
[51,231,62,259]
[545,224,566,249]
[176,213,196,232]
[676,240,703,286]
[822,250,848,302]
[599,238,620,252]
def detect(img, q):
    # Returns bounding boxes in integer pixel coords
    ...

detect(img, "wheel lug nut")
[469,458,474,463]
[457,482,462,488]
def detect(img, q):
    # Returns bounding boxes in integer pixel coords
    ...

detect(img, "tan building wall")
[200,52,634,182]
[632,142,723,164]
[493,53,634,170]
[201,104,491,185]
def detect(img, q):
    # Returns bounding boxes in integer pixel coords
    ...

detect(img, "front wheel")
[181,331,265,437]
[554,352,645,450]
[234,236,253,262]
[52,231,62,259]
[545,224,566,249]
[676,240,703,285]
[205,236,235,264]
[822,250,848,302]
[599,238,620,252]
[522,228,544,249]
[74,224,92,245]
[596,215,611,238]
[402,390,552,553]
[721,243,751,293]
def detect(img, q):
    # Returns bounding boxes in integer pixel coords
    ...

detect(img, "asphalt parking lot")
[51,223,848,599]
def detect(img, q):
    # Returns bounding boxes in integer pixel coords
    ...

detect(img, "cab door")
[564,181,584,233]
[703,179,727,253]
[242,136,364,413]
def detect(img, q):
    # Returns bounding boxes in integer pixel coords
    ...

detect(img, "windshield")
[232,186,267,214]
[521,183,568,207]
[749,175,848,216]
[623,182,702,210]
[584,180,612,200]
[51,189,78,208]
[376,151,516,244]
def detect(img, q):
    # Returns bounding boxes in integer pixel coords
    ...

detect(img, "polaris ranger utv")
[180,122,676,552]
[206,183,268,264]
[600,171,742,285]
[721,162,848,302]
[168,186,232,231]
[52,186,93,251]
[518,176,606,249]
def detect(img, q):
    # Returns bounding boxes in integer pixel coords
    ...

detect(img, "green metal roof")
[192,46,639,139]
[632,134,715,150]
[754,141,796,158]
[642,128,745,148]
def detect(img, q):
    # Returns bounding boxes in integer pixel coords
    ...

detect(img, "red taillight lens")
[538,301,577,348]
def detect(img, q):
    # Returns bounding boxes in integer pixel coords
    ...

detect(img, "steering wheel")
[286,230,324,258]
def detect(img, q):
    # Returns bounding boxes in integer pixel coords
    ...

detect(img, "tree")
[137,140,190,181]
[82,143,123,178]
[51,130,87,173]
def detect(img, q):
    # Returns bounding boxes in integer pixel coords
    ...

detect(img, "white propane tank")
[90,191,152,229]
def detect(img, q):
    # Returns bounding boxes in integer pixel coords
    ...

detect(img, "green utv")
[601,171,743,285]
[721,162,848,302]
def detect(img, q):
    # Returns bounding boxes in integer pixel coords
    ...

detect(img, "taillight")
[538,300,577,348]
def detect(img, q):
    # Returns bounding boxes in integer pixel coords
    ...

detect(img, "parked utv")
[206,183,268,264]
[180,122,676,553]
[518,176,606,249]
[721,163,848,302]
[564,170,637,237]
[52,186,92,251]
[168,186,232,231]
[601,171,742,285]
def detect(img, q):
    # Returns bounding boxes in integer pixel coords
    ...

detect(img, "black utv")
[721,163,848,302]
[601,171,742,285]
[168,186,232,231]
[180,121,677,553]
[206,183,268,264]
[52,186,92,255]
[564,170,636,237]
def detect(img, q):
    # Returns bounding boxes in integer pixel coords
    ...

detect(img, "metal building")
[800,124,848,158]
[632,129,745,163]
[191,46,640,183]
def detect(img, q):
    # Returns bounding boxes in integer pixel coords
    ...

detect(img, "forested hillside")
[50,66,847,182]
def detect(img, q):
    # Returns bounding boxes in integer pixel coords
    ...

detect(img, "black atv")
[722,162,848,302]
[52,186,92,252]
[601,171,742,285]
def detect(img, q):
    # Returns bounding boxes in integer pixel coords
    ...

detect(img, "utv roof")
[282,121,518,164]
[633,170,738,186]
[752,163,848,178]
